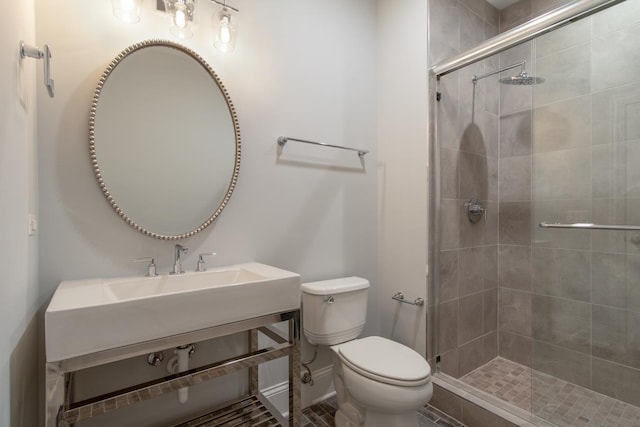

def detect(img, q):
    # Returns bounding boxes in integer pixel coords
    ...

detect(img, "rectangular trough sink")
[45,263,300,362]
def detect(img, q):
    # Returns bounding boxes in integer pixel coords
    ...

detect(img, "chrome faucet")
[171,244,188,274]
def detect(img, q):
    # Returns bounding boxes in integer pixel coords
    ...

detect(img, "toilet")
[301,277,432,427]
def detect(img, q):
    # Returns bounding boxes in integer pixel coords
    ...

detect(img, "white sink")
[45,263,300,362]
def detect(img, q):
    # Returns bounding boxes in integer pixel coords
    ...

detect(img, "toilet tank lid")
[301,277,370,295]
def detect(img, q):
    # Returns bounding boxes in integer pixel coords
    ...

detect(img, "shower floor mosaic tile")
[461,357,640,427]
[302,395,466,427]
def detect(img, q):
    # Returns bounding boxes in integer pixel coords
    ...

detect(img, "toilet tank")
[301,277,370,345]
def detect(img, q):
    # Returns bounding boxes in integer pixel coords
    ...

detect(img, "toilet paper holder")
[392,292,424,307]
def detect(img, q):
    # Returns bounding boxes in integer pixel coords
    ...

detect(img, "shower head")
[472,60,545,86]
[499,71,545,85]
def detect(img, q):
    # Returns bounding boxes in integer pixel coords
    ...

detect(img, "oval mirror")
[90,40,240,240]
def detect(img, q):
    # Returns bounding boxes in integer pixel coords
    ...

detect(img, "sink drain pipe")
[167,344,196,403]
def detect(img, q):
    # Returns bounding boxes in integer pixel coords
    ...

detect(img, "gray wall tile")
[459,337,484,376]
[428,0,460,65]
[483,330,498,364]
[533,95,591,153]
[591,144,613,198]
[499,288,532,336]
[533,148,590,201]
[500,111,531,157]
[592,0,640,37]
[459,293,484,344]
[592,357,640,407]
[591,252,626,308]
[498,245,531,291]
[591,84,640,146]
[461,4,486,51]
[437,72,460,150]
[500,156,531,202]
[440,348,460,378]
[484,244,498,289]
[440,250,460,303]
[484,201,498,245]
[627,254,640,312]
[532,247,591,302]
[439,300,459,353]
[483,289,497,334]
[459,247,485,297]
[532,294,591,354]
[531,0,573,16]
[592,23,640,92]
[459,151,488,200]
[483,112,499,156]
[592,305,640,370]
[499,330,532,367]
[487,157,499,202]
[534,42,591,106]
[485,2,499,28]
[461,0,485,20]
[499,201,531,245]
[441,199,461,250]
[500,0,532,32]
[535,17,590,58]
[532,340,591,388]
[441,149,459,199]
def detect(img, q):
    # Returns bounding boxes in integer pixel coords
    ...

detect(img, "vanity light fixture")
[164,0,195,38]
[211,0,239,53]
[112,0,240,53]
[112,0,143,24]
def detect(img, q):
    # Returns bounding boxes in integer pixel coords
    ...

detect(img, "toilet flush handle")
[324,296,335,304]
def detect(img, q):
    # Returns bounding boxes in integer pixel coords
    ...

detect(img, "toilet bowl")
[301,277,432,427]
[332,336,432,427]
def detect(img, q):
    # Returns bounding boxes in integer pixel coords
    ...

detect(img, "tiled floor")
[461,357,640,427]
[302,395,466,427]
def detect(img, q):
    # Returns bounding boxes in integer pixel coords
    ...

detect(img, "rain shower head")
[499,71,545,85]
[472,60,544,86]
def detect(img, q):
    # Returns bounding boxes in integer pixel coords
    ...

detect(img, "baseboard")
[261,364,336,415]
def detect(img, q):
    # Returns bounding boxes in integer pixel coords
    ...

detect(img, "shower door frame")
[428,0,628,418]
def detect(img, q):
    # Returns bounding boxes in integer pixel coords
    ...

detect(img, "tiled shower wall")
[431,0,501,378]
[495,0,640,408]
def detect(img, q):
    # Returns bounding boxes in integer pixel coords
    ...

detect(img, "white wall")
[35,0,378,423]
[376,0,429,356]
[0,0,40,426]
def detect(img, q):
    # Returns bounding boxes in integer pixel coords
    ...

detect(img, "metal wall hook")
[20,41,55,98]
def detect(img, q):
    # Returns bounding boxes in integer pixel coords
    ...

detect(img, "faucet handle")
[196,252,217,272]
[133,257,158,277]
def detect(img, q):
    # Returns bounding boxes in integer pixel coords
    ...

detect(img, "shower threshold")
[460,358,640,427]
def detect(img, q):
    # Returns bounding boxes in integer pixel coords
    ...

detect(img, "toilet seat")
[336,336,431,387]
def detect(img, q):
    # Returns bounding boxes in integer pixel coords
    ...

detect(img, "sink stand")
[45,310,301,427]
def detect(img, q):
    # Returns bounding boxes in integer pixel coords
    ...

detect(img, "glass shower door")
[530,1,640,424]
